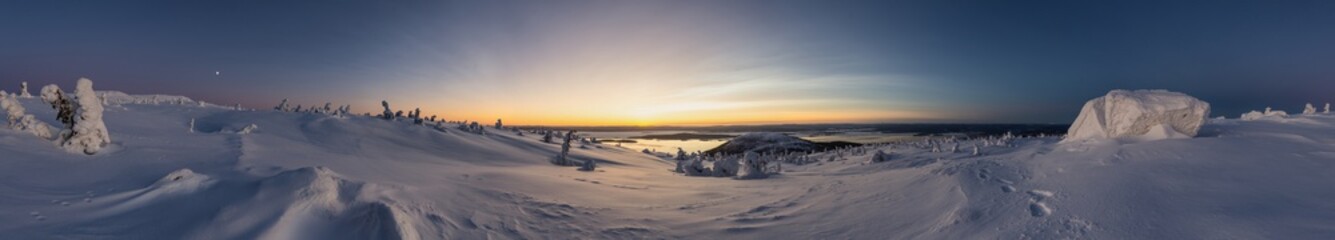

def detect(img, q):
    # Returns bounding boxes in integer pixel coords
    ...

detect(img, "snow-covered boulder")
[1065,90,1209,142]
[1303,103,1317,115]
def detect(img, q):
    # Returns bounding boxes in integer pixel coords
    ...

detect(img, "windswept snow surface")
[3,93,1335,239]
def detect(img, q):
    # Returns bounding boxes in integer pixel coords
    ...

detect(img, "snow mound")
[1065,90,1209,142]
[246,167,418,240]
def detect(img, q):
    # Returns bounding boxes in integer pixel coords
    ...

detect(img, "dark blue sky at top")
[2,0,1334,124]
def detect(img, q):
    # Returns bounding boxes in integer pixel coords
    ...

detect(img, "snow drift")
[5,88,1335,239]
[1065,89,1209,142]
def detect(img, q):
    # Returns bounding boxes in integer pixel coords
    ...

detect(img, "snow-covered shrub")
[736,152,768,179]
[579,158,596,171]
[1,94,54,139]
[1241,108,1289,121]
[1304,103,1317,115]
[236,124,259,134]
[61,78,111,155]
[868,150,891,163]
[675,148,688,161]
[1065,90,1210,142]
[712,155,739,177]
[679,156,707,176]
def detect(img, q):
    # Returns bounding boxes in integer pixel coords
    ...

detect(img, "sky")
[3,0,1335,126]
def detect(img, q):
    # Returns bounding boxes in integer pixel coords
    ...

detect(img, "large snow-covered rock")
[1065,90,1210,142]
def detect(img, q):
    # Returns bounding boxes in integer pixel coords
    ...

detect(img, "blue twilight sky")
[2,0,1334,125]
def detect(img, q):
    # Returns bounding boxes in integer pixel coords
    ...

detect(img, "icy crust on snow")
[1065,89,1210,142]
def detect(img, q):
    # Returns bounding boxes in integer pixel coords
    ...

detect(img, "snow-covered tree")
[972,145,980,156]
[274,99,289,111]
[380,101,394,120]
[1327,103,1331,114]
[713,155,739,177]
[683,156,709,176]
[61,78,111,155]
[1304,103,1317,115]
[542,131,553,143]
[736,152,769,179]
[1,94,54,139]
[40,85,75,132]
[552,130,577,166]
[19,81,32,98]
[412,108,423,124]
[188,118,195,133]
[494,118,503,129]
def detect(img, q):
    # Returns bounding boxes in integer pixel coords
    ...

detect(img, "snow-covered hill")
[3,92,1335,239]
[704,132,858,155]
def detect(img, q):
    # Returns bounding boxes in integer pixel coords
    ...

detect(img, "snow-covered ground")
[3,92,1335,239]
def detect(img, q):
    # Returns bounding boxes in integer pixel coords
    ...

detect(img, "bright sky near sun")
[4,1,1335,125]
